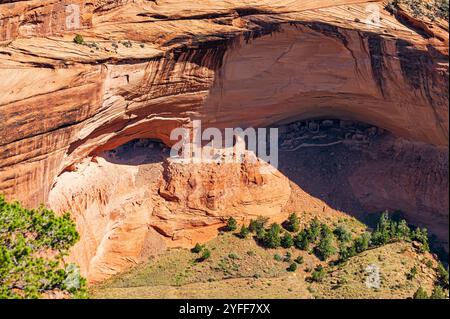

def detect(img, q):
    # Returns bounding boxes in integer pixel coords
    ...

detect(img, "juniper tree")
[294,230,310,250]
[353,232,371,253]
[315,231,337,261]
[285,213,300,232]
[224,217,237,232]
[249,216,268,233]
[238,225,250,239]
[0,195,86,299]
[333,225,352,243]
[262,223,282,248]
[307,218,321,243]
[281,232,294,248]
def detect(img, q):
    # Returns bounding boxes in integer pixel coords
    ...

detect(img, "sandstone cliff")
[1,0,448,282]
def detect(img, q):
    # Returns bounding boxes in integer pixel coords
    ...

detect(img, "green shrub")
[333,225,352,243]
[294,229,310,250]
[315,232,336,261]
[287,263,297,272]
[307,218,321,243]
[284,213,300,232]
[238,225,250,239]
[338,242,357,262]
[294,256,304,264]
[273,253,282,261]
[413,287,429,299]
[228,252,239,260]
[283,251,292,262]
[406,266,418,280]
[191,243,204,253]
[412,228,430,252]
[249,216,268,233]
[262,223,282,248]
[281,232,294,248]
[354,232,371,253]
[73,34,85,45]
[0,195,86,299]
[311,265,326,282]
[199,248,211,262]
[425,259,434,268]
[436,262,449,289]
[224,217,237,232]
[430,286,447,299]
[122,40,132,48]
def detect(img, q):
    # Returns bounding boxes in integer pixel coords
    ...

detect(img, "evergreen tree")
[338,242,356,262]
[294,230,310,250]
[284,213,300,232]
[320,223,332,236]
[281,232,294,248]
[353,232,371,253]
[0,195,86,299]
[256,227,266,241]
[224,217,237,232]
[333,225,352,243]
[436,262,449,289]
[315,231,336,261]
[395,219,411,240]
[238,225,250,239]
[249,216,268,233]
[287,263,297,272]
[307,218,321,243]
[371,212,392,245]
[262,223,282,248]
[191,243,204,253]
[412,228,430,252]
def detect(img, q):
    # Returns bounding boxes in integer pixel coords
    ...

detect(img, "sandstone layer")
[48,142,291,282]
[1,1,448,282]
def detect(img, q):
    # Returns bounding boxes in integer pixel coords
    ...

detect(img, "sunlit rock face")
[1,0,448,281]
[47,141,291,282]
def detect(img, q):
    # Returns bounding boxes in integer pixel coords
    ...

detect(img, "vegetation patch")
[0,195,86,299]
[386,0,449,21]
[92,211,448,299]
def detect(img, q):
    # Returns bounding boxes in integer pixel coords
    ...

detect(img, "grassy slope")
[92,232,315,298]
[311,241,439,299]
[92,230,442,299]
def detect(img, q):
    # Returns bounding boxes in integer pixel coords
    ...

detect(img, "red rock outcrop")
[1,0,448,281]
[48,143,291,282]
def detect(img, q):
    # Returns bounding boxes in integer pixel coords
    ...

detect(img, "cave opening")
[274,118,448,261]
[48,117,449,280]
